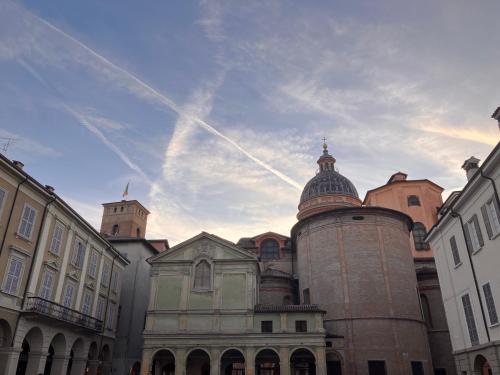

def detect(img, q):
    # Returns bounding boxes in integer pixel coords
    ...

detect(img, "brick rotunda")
[292,143,433,375]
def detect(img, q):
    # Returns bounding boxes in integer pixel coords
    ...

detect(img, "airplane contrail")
[30,9,303,190]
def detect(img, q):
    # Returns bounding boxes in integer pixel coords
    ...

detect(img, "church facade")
[137,143,440,375]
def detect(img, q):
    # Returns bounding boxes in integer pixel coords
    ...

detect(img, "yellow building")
[0,154,129,375]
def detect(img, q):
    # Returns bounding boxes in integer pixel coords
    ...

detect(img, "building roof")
[102,199,150,214]
[254,304,325,313]
[362,177,444,205]
[492,106,500,120]
[107,236,160,254]
[0,153,129,265]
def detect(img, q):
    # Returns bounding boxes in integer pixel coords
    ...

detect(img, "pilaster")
[69,357,88,375]
[245,347,255,375]
[210,348,220,375]
[175,348,186,375]
[315,346,327,375]
[26,213,54,295]
[280,347,290,375]
[25,350,48,375]
[55,227,75,301]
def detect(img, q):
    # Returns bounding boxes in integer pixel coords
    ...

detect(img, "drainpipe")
[449,208,491,342]
[0,176,28,256]
[98,251,117,365]
[11,193,56,346]
[479,169,500,206]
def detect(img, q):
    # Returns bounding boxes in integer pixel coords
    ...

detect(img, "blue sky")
[0,0,498,243]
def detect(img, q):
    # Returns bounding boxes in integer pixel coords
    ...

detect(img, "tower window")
[112,224,119,236]
[113,207,117,213]
[408,195,421,206]
[260,239,280,260]
[136,227,141,238]
[194,260,211,290]
[120,206,124,212]
[295,320,307,332]
[303,288,310,304]
[412,222,429,250]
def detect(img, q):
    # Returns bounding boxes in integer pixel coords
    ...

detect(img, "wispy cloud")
[0,129,60,157]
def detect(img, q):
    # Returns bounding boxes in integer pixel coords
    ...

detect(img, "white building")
[426,142,500,375]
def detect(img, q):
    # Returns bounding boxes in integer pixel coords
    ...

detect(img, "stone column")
[175,348,186,375]
[314,347,327,375]
[245,347,255,375]
[140,349,153,375]
[210,348,220,375]
[69,357,88,375]
[0,347,21,375]
[87,359,99,375]
[279,347,290,375]
[50,354,72,375]
[26,350,48,375]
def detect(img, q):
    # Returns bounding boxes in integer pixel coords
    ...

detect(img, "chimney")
[492,106,500,130]
[45,185,55,193]
[12,160,24,170]
[462,156,480,181]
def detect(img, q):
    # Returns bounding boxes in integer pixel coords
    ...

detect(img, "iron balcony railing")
[24,297,103,332]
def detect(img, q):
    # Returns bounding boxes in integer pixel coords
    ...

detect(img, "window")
[113,207,117,213]
[482,198,500,239]
[464,215,484,253]
[120,206,124,212]
[449,236,461,266]
[96,296,105,320]
[303,288,311,304]
[62,282,75,308]
[194,260,211,290]
[18,204,36,239]
[420,294,433,328]
[3,256,23,295]
[260,239,280,260]
[295,320,307,332]
[101,262,110,286]
[411,362,424,375]
[368,360,386,375]
[49,223,64,255]
[408,195,421,206]
[462,294,479,345]
[483,283,499,325]
[81,291,93,316]
[412,222,429,250]
[87,251,99,278]
[136,227,141,238]
[261,321,273,333]
[111,271,120,292]
[0,187,6,217]
[434,369,447,375]
[107,303,116,329]
[112,224,119,236]
[39,269,55,300]
[71,238,86,268]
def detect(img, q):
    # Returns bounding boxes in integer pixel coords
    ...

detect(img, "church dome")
[297,142,361,220]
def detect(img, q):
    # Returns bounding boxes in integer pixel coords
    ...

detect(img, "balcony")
[24,297,103,332]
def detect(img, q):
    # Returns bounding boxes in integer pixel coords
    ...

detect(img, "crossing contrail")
[30,9,302,191]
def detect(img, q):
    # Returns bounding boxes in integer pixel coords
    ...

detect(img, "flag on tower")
[122,182,129,200]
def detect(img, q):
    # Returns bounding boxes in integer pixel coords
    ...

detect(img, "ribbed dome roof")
[300,169,359,204]
[299,141,359,205]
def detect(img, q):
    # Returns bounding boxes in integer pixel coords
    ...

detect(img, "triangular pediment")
[148,232,257,263]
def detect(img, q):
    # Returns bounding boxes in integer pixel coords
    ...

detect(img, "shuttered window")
[101,262,110,286]
[50,223,64,255]
[96,297,105,320]
[3,256,23,295]
[87,251,99,278]
[72,239,86,268]
[0,188,6,217]
[464,215,484,253]
[39,270,54,300]
[81,291,93,316]
[449,236,461,266]
[483,283,499,325]
[481,198,500,239]
[462,294,479,345]
[63,282,75,308]
[18,204,36,239]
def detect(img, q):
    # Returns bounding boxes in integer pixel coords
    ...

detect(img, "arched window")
[413,222,429,250]
[136,227,141,238]
[260,239,280,260]
[408,195,421,206]
[112,224,119,236]
[194,260,211,290]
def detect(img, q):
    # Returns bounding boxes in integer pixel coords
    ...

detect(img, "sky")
[0,0,499,244]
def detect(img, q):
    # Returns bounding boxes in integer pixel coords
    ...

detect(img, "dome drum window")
[408,195,421,206]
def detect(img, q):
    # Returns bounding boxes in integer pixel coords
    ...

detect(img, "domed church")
[136,143,447,375]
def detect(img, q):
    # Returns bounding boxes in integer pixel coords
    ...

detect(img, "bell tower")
[100,200,150,238]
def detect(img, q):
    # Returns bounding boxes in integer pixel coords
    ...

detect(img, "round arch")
[22,326,44,351]
[474,355,492,375]
[289,348,317,362]
[186,348,211,375]
[152,349,176,375]
[325,351,342,375]
[70,337,85,354]
[254,347,280,361]
[0,319,12,347]
[290,348,316,375]
[43,333,67,375]
[88,341,98,360]
[255,348,280,375]
[220,349,245,375]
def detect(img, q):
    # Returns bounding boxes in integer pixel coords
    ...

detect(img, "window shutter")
[481,204,493,239]
[472,214,484,247]
[449,236,460,265]
[493,197,500,225]
[463,223,473,254]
